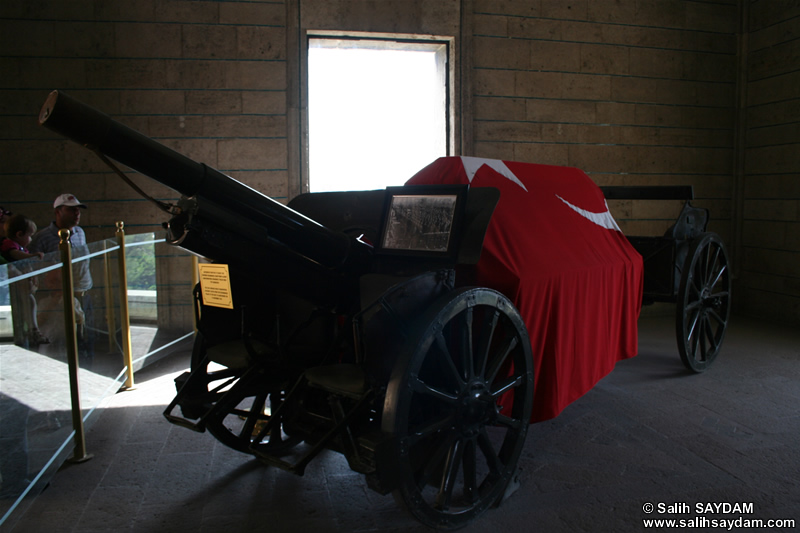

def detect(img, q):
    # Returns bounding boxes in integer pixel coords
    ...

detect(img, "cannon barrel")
[38,90,359,272]
[38,90,373,306]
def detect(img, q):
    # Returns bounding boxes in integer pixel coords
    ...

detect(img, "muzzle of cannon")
[39,90,371,305]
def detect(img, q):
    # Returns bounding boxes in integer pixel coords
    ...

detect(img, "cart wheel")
[676,232,731,372]
[382,287,533,530]
[205,377,301,455]
[190,335,301,454]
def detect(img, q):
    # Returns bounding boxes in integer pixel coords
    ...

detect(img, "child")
[2,214,44,262]
[2,214,48,345]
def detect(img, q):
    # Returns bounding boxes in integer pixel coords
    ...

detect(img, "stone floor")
[5,315,800,532]
[0,326,192,525]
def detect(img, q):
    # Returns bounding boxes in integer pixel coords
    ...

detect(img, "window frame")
[300,31,456,194]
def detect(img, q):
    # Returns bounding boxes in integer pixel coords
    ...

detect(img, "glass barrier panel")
[0,258,75,521]
[125,232,158,324]
[0,232,193,526]
[130,236,193,372]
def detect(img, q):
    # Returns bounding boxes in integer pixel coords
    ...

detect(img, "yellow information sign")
[197,263,234,309]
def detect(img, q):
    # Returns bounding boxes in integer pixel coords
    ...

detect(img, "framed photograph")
[377,184,468,259]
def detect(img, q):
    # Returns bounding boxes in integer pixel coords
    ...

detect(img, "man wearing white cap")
[30,194,94,365]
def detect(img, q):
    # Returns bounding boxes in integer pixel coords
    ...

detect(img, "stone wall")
[1,0,798,325]
[470,0,739,241]
[1,1,290,331]
[740,2,800,323]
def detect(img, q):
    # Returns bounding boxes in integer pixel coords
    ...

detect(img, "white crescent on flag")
[556,195,621,232]
[460,156,528,192]
[456,156,619,231]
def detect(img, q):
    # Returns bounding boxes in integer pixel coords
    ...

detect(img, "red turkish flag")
[408,157,643,422]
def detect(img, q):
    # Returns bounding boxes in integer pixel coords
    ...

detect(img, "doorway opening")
[307,36,451,192]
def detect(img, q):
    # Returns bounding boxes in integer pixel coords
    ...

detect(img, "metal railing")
[0,224,195,527]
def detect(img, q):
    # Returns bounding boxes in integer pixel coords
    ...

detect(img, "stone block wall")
[470,0,739,241]
[0,1,290,331]
[1,0,799,325]
[740,3,800,324]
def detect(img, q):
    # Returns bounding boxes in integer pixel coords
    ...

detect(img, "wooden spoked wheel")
[383,288,533,530]
[675,232,731,372]
[190,334,300,455]
[204,374,300,456]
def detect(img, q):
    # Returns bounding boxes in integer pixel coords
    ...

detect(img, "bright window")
[308,37,449,192]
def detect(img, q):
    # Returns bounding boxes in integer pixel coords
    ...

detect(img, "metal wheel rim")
[383,287,533,529]
[675,233,731,372]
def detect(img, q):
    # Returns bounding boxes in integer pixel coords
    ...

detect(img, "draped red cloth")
[407,157,643,422]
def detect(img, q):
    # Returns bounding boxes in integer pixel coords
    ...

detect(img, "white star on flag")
[460,156,528,192]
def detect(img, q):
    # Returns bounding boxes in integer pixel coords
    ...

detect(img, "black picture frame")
[376,184,468,259]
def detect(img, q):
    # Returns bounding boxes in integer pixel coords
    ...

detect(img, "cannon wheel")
[204,374,301,456]
[382,287,533,530]
[190,334,301,455]
[675,232,731,372]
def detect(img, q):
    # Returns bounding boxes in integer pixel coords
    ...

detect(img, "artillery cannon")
[39,91,533,529]
[39,90,730,529]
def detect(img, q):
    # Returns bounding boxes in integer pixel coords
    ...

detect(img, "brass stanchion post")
[60,228,92,463]
[116,221,135,390]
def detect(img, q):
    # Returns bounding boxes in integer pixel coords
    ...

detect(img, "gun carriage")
[599,187,731,372]
[38,91,730,530]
